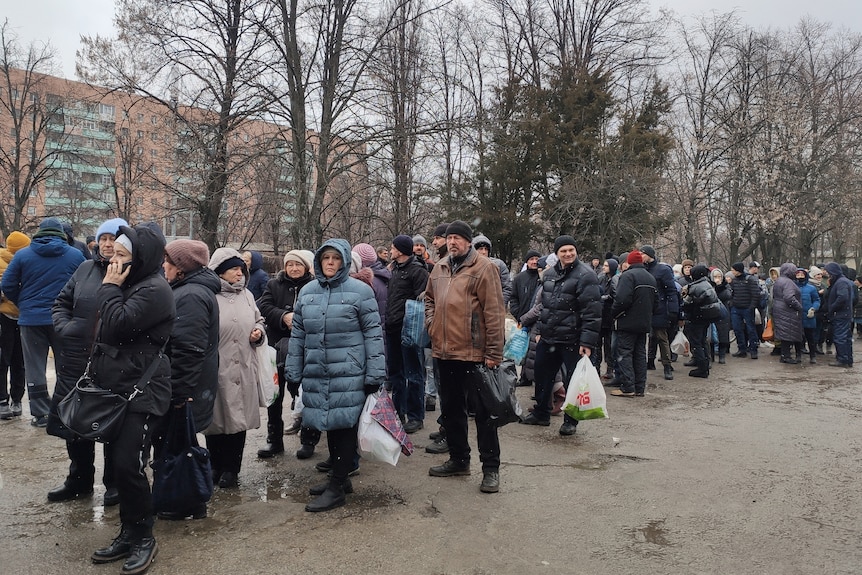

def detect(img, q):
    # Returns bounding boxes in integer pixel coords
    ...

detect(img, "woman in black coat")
[154,239,221,521]
[710,268,733,364]
[89,223,175,575]
[49,217,128,506]
[255,249,315,459]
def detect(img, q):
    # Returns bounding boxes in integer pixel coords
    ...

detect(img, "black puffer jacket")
[730,272,760,310]
[91,224,175,417]
[645,260,680,328]
[682,275,721,323]
[385,255,428,334]
[536,258,602,348]
[510,268,541,321]
[611,263,657,333]
[257,270,314,346]
[49,256,110,439]
[167,266,220,431]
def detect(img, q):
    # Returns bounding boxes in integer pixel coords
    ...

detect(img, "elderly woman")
[89,223,174,575]
[205,248,265,489]
[49,217,127,507]
[710,268,732,364]
[772,262,804,364]
[286,239,386,512]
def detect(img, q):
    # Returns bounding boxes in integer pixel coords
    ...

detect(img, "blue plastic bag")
[401,298,430,348]
[503,327,529,363]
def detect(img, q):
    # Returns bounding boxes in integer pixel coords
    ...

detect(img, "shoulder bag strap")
[128,340,168,400]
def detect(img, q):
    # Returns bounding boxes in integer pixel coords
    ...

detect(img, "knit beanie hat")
[392,235,414,256]
[618,252,629,265]
[606,259,619,274]
[164,239,210,273]
[433,223,450,238]
[640,245,656,260]
[352,243,378,268]
[445,220,473,242]
[472,234,492,250]
[34,217,66,239]
[5,231,30,253]
[96,217,129,242]
[524,249,541,261]
[731,262,745,274]
[413,235,427,248]
[214,256,246,276]
[626,251,643,265]
[553,235,577,254]
[350,252,362,274]
[283,249,314,271]
[691,264,710,280]
[809,265,822,277]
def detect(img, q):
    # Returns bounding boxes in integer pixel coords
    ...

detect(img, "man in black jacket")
[729,261,761,359]
[641,245,679,380]
[520,236,602,435]
[609,251,657,397]
[386,234,430,434]
[509,249,542,387]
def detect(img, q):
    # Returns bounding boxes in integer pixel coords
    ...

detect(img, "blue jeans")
[731,307,759,353]
[424,347,437,397]
[20,324,64,418]
[385,330,426,423]
[831,317,853,366]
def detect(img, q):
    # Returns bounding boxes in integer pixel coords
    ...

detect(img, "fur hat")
[433,223,450,238]
[472,234,492,250]
[164,239,210,273]
[283,249,314,271]
[5,231,30,253]
[445,220,473,242]
[626,251,643,265]
[731,262,745,274]
[553,235,577,254]
[352,243,378,268]
[392,235,414,257]
[640,245,656,260]
[681,259,694,268]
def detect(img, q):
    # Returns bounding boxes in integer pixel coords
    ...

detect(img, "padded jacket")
[536,258,602,348]
[611,264,657,333]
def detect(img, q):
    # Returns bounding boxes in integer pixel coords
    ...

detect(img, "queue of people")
[1,215,860,575]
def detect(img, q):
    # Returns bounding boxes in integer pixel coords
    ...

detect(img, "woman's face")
[98,233,116,259]
[284,260,306,279]
[320,250,342,278]
[712,271,723,284]
[220,265,244,284]
[111,243,132,264]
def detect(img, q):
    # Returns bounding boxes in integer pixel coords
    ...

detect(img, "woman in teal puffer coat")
[287,239,385,512]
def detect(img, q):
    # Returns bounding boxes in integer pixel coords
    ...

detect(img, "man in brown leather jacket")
[424,220,505,493]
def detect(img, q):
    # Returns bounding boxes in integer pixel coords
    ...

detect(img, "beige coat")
[205,277,265,435]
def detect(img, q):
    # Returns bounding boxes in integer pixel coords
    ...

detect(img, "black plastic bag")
[477,360,522,427]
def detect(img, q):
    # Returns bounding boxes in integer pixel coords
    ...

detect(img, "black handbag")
[476,360,522,427]
[151,403,213,512]
[57,344,166,443]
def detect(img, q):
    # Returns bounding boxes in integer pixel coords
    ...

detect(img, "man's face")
[432,235,446,249]
[641,252,653,264]
[413,244,426,257]
[526,256,539,270]
[557,245,577,266]
[591,258,600,268]
[446,234,471,257]
[377,248,389,261]
[475,244,490,257]
[683,264,692,276]
[389,244,403,260]
[750,266,759,276]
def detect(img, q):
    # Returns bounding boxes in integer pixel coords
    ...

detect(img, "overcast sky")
[4,0,861,80]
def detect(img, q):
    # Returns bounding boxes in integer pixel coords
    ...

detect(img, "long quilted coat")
[286,239,386,431]
[772,262,803,343]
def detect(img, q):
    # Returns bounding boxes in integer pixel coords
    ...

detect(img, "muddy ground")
[1,343,860,575]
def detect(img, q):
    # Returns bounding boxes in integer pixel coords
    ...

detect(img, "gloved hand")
[287,380,301,398]
[807,308,816,319]
[364,384,381,396]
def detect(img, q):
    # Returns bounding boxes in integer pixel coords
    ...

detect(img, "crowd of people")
[0,216,858,575]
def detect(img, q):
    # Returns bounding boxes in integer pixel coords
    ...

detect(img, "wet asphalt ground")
[1,342,860,575]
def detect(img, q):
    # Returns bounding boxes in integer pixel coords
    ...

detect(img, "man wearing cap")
[2,217,86,427]
[510,249,542,386]
[386,234,430,434]
[609,251,657,396]
[729,261,762,358]
[520,235,602,435]
[255,249,316,459]
[472,234,512,305]
[425,220,506,493]
[431,223,449,260]
[640,245,679,380]
[413,235,434,272]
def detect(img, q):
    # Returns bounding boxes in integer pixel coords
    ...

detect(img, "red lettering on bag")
[577,391,590,406]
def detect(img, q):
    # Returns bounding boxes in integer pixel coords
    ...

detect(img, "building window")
[82,119,96,130]
[27,207,36,215]
[151,115,158,125]
[99,103,115,117]
[151,149,157,158]
[151,132,159,142]
[137,113,144,122]
[137,130,144,138]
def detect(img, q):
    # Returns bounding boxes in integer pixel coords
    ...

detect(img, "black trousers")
[615,331,647,394]
[437,359,500,471]
[106,412,154,537]
[206,431,247,475]
[0,314,25,404]
[326,425,359,484]
[66,438,115,490]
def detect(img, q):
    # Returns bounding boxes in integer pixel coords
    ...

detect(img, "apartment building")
[0,67,366,252]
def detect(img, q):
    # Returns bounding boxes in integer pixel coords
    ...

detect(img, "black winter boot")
[121,537,158,575]
[257,420,285,458]
[296,426,321,459]
[92,527,135,563]
[688,359,710,378]
[305,480,347,512]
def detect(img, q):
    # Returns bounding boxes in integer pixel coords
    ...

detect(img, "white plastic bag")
[670,331,690,357]
[358,394,401,465]
[562,356,609,421]
[257,345,279,407]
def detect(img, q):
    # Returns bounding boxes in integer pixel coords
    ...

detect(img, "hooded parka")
[771,262,804,343]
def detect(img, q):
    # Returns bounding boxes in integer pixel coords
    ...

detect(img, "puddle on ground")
[632,520,670,546]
